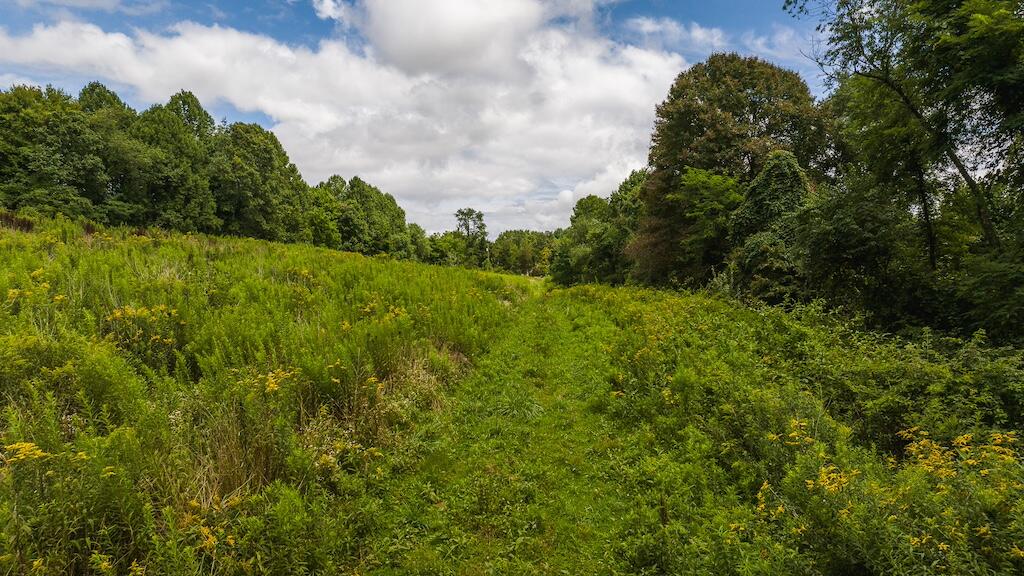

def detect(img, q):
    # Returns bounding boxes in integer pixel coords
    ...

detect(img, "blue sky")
[0,0,822,233]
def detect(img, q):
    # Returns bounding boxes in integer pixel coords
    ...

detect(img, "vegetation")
[1,1,1022,573]
[2,217,1023,574]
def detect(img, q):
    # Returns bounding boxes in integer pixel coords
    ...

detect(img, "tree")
[787,0,1004,248]
[209,122,306,240]
[550,170,646,285]
[793,168,943,327]
[730,151,810,244]
[634,53,828,285]
[315,176,411,257]
[406,223,431,262]
[428,230,469,267]
[629,168,742,285]
[455,208,488,268]
[0,86,106,219]
[730,150,811,303]
[130,93,219,232]
[491,230,555,276]
[646,53,827,183]
[303,183,343,249]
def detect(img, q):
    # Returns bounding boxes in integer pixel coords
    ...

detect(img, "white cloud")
[0,16,683,233]
[311,0,356,25]
[741,24,810,63]
[0,72,38,88]
[625,17,728,54]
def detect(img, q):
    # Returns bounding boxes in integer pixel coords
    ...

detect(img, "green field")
[2,218,1023,575]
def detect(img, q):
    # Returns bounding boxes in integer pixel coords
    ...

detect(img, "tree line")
[0,82,553,274]
[552,0,1023,344]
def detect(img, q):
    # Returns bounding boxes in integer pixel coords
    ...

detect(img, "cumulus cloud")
[0,12,683,233]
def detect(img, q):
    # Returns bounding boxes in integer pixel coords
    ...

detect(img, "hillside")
[2,217,1023,575]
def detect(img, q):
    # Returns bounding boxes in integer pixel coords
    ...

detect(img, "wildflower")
[5,442,49,462]
[200,526,217,551]
[52,294,66,303]
[938,542,950,552]
[610,390,624,398]
[975,525,991,538]
[811,465,859,494]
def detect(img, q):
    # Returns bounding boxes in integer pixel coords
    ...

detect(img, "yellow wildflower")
[5,442,49,462]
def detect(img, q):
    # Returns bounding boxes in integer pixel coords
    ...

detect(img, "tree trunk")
[913,164,938,269]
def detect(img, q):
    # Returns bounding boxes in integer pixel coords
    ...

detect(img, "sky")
[0,0,823,234]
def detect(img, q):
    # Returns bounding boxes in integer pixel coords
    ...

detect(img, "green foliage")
[730,151,809,244]
[633,53,829,286]
[490,229,554,276]
[551,169,645,285]
[0,218,531,573]
[582,285,1024,575]
[0,83,426,264]
[629,167,742,285]
[209,122,305,241]
[1,218,1022,574]
[0,86,107,220]
[726,151,809,303]
[454,208,488,268]
[646,53,827,182]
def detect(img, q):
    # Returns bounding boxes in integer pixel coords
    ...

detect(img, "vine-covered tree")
[633,54,828,285]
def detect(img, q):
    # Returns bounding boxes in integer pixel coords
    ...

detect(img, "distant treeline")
[0,82,549,274]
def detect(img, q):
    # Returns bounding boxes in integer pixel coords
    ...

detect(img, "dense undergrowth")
[2,217,1022,575]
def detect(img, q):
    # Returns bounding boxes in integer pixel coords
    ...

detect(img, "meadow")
[2,216,1023,575]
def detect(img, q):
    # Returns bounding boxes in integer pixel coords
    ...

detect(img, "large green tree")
[130,92,219,232]
[209,122,307,241]
[787,0,1009,247]
[454,208,488,268]
[628,168,742,285]
[729,150,811,302]
[491,230,554,276]
[316,176,412,257]
[0,86,107,219]
[634,54,828,285]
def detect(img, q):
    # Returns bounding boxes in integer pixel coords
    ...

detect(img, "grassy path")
[367,292,641,575]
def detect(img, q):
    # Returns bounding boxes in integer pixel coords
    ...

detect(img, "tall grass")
[0,216,530,574]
